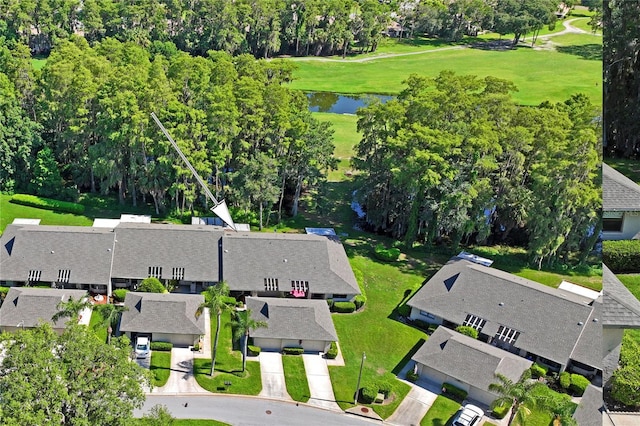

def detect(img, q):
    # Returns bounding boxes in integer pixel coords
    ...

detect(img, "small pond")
[307,92,394,114]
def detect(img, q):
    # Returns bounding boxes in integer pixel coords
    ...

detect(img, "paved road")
[136,394,378,426]
[302,354,342,412]
[155,347,207,394]
[258,352,292,400]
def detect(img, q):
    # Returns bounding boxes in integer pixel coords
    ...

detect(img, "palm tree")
[94,303,129,344]
[231,309,267,372]
[52,296,93,323]
[488,372,543,425]
[195,281,234,377]
[547,396,578,426]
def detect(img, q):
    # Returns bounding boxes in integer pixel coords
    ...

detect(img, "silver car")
[135,336,150,358]
[452,404,484,426]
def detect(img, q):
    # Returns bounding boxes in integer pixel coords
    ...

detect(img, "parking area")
[258,351,291,400]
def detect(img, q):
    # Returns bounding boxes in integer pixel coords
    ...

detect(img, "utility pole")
[354,352,366,404]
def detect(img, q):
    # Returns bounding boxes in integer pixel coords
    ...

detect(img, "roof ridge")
[604,163,640,195]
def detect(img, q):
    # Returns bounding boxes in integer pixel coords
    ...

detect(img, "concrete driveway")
[386,379,440,426]
[302,353,341,412]
[259,351,292,400]
[154,347,207,394]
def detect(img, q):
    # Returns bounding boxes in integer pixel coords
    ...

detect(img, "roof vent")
[51,250,55,254]
[578,321,584,326]
[498,302,504,306]
[593,318,599,322]
[283,259,288,263]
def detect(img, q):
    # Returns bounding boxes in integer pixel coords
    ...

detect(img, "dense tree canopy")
[353,71,601,266]
[0,323,150,425]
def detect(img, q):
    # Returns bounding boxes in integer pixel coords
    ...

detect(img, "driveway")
[302,353,341,412]
[154,347,207,394]
[386,380,440,426]
[259,351,292,400]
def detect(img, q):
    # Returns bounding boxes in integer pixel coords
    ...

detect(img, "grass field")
[605,159,640,184]
[1,194,93,233]
[194,311,262,395]
[89,309,108,343]
[288,40,601,106]
[150,351,172,387]
[420,395,460,426]
[282,354,311,402]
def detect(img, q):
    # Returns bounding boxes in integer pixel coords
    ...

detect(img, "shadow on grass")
[556,44,602,61]
[391,338,426,375]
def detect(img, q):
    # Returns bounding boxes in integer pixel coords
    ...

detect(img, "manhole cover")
[360,407,369,413]
[266,410,272,415]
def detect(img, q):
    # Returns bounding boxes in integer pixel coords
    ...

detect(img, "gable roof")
[407,258,596,366]
[0,224,115,285]
[119,292,205,335]
[222,233,360,295]
[245,297,338,342]
[111,223,223,282]
[603,264,640,328]
[603,163,640,211]
[0,287,88,329]
[572,384,603,426]
[412,326,532,393]
[570,296,602,369]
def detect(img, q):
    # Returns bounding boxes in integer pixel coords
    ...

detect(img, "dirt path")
[531,18,601,51]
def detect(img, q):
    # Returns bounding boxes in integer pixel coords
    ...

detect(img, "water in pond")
[307,92,394,114]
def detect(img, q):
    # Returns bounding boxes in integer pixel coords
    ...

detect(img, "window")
[463,314,486,331]
[172,267,185,280]
[291,280,309,291]
[28,270,41,282]
[264,278,279,291]
[333,294,347,299]
[148,266,162,278]
[603,217,623,232]
[57,269,71,283]
[495,325,520,345]
[420,310,435,319]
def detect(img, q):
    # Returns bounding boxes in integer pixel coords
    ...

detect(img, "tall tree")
[94,303,129,344]
[196,282,234,377]
[488,372,543,426]
[231,309,267,372]
[52,295,93,323]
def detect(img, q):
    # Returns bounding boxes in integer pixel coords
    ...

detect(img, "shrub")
[569,373,590,396]
[455,325,478,339]
[374,243,401,262]
[0,286,9,302]
[112,289,129,302]
[376,380,393,398]
[397,304,411,317]
[333,301,356,313]
[326,342,338,359]
[283,347,304,355]
[611,366,640,406]
[603,240,640,273]
[491,401,512,419]
[354,295,366,310]
[221,295,237,306]
[441,382,468,403]
[247,345,261,356]
[150,341,173,351]
[559,371,571,389]
[530,363,548,379]
[413,319,437,333]
[138,277,165,293]
[406,370,419,382]
[192,343,200,351]
[10,194,85,214]
[359,384,378,404]
[326,299,334,310]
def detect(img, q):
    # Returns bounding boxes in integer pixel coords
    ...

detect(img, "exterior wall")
[603,327,625,384]
[254,337,282,351]
[253,337,329,352]
[409,307,444,325]
[153,332,199,347]
[467,386,497,407]
[602,212,640,240]
[417,363,495,406]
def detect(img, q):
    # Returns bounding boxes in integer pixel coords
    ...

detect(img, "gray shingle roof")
[0,224,115,285]
[603,163,640,211]
[572,384,603,426]
[119,292,205,335]
[412,326,532,392]
[407,258,596,366]
[0,287,88,329]
[245,297,338,342]
[570,297,602,369]
[603,264,640,328]
[222,233,360,296]
[111,223,223,281]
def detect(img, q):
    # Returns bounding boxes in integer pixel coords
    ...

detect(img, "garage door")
[153,333,197,347]
[254,337,283,351]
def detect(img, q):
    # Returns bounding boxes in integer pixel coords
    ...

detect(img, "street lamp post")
[354,352,366,405]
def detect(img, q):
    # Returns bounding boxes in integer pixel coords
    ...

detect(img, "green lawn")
[88,309,108,343]
[282,354,311,402]
[520,385,576,426]
[1,194,93,234]
[31,57,47,70]
[420,395,460,426]
[288,44,601,105]
[312,112,359,182]
[605,159,640,184]
[193,311,262,395]
[150,351,172,387]
[617,274,640,301]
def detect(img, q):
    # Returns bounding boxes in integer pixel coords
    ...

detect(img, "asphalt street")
[136,394,379,426]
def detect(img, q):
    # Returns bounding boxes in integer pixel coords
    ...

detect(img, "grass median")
[282,355,311,402]
[420,395,460,426]
[150,351,171,387]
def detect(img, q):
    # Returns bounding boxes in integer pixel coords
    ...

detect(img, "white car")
[452,404,484,426]
[135,336,150,359]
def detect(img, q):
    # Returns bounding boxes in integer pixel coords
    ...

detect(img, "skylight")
[463,314,486,331]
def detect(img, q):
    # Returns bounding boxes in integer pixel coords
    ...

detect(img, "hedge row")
[326,342,338,359]
[283,347,304,355]
[332,301,356,313]
[491,401,512,419]
[530,363,548,378]
[10,194,85,215]
[569,374,590,396]
[603,240,640,273]
[248,345,261,356]
[150,341,173,351]
[113,289,129,302]
[442,382,468,403]
[373,244,401,262]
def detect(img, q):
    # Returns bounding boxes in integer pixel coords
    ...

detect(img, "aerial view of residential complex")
[0,1,637,425]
